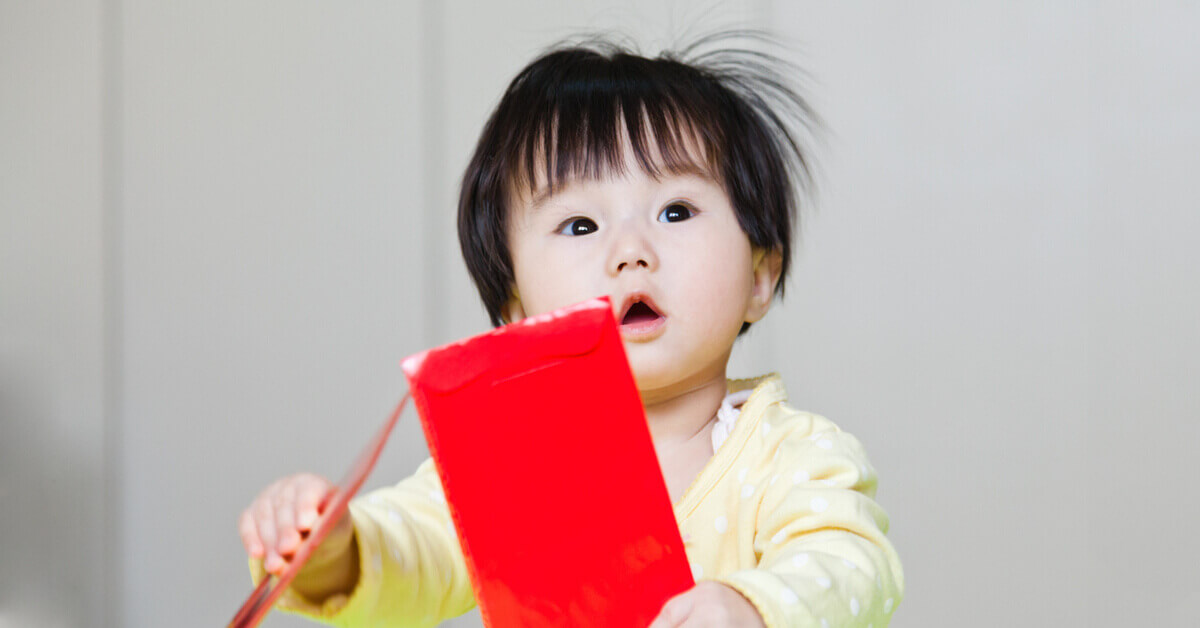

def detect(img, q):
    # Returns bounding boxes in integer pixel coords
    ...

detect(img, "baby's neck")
[641,371,728,504]
[640,371,728,450]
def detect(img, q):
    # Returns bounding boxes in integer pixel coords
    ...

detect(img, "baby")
[240,34,904,627]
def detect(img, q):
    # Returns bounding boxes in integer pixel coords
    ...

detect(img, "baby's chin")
[625,354,669,385]
[627,354,716,398]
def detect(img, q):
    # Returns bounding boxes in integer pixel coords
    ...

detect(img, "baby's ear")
[745,248,784,324]
[499,287,526,324]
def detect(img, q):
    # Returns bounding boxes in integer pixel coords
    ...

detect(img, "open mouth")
[622,301,660,325]
[618,294,666,337]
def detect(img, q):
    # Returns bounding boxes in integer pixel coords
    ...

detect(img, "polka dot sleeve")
[715,417,905,628]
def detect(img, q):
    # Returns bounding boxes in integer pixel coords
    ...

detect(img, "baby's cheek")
[519,291,605,326]
[528,283,600,316]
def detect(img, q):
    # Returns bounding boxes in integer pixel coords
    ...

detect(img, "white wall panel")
[118,2,428,625]
[765,3,1200,626]
[0,2,108,627]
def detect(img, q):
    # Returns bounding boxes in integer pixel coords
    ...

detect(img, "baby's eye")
[557,217,598,236]
[657,202,696,223]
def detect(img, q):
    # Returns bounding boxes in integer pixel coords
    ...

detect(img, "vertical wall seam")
[101,1,124,626]
[420,0,446,346]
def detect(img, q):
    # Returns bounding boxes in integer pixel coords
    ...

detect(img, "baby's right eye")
[557,217,598,236]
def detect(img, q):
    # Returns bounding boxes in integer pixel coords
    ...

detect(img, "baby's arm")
[719,421,905,627]
[238,460,475,627]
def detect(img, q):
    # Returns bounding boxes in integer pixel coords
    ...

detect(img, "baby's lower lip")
[619,315,666,340]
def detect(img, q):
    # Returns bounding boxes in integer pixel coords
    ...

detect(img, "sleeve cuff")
[246,557,352,618]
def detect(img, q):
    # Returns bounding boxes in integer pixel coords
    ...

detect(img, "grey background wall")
[3,2,1198,627]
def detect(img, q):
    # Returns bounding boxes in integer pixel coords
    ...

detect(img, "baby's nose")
[607,227,659,275]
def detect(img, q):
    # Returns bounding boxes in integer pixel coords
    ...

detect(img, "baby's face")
[504,150,779,399]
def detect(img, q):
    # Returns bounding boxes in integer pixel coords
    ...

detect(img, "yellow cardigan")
[251,374,904,627]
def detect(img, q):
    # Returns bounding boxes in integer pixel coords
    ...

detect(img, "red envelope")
[402,297,693,627]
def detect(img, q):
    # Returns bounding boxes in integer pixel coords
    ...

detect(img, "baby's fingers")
[238,509,264,558]
[295,474,332,532]
[253,498,285,574]
[274,482,302,556]
[648,591,695,628]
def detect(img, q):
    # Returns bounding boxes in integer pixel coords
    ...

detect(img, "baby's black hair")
[457,30,820,331]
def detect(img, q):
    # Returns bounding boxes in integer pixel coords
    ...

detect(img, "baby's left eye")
[657,202,695,223]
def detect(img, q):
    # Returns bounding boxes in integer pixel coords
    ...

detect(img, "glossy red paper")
[402,297,694,627]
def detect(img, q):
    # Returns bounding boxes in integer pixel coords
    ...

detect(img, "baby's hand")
[238,473,353,575]
[648,581,766,628]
